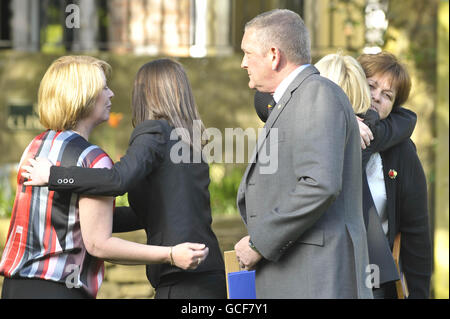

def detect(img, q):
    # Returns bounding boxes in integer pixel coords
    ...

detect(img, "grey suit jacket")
[237,66,373,299]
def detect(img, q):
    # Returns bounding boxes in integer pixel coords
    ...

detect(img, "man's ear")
[270,47,282,71]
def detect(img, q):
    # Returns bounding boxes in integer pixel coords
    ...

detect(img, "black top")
[379,139,432,298]
[48,120,225,288]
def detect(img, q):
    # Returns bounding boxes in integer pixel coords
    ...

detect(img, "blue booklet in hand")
[227,270,256,299]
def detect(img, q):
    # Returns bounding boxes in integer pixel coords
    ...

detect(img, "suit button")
[57,179,63,184]
[63,179,69,184]
[69,179,74,184]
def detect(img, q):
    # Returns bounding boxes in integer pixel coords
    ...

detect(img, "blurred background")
[0,0,448,299]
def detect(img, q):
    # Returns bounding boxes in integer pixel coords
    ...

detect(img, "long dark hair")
[132,59,205,146]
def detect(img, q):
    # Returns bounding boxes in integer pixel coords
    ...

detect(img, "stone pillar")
[11,0,40,51]
[190,0,208,57]
[211,0,232,56]
[107,0,130,53]
[128,0,147,54]
[363,0,389,54]
[71,0,98,52]
[162,0,190,56]
[144,0,164,55]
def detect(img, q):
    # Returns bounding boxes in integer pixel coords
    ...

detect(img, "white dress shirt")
[273,64,311,103]
[366,152,389,235]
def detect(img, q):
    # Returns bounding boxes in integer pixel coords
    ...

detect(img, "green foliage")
[209,164,245,216]
[385,0,439,86]
[0,189,14,219]
[115,193,130,207]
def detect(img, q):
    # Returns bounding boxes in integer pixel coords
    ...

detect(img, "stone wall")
[0,215,247,299]
[0,52,259,165]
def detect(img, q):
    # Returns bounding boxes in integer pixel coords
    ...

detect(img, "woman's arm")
[361,108,417,168]
[23,120,166,196]
[79,195,208,268]
[365,107,417,152]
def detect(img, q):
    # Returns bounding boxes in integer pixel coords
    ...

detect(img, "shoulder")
[130,119,169,145]
[81,144,114,169]
[300,72,349,104]
[301,65,341,91]
[382,139,423,174]
[386,138,418,156]
[294,72,353,117]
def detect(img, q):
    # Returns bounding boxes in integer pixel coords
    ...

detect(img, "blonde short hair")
[38,56,112,131]
[315,53,371,115]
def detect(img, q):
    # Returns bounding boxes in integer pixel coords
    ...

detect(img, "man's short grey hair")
[245,9,311,65]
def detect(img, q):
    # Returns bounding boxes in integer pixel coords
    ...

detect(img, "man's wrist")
[248,239,260,254]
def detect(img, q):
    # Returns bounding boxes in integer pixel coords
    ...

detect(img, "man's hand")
[234,236,262,271]
[22,157,53,186]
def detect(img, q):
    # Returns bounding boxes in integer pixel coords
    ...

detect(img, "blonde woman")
[0,56,207,299]
[22,59,226,299]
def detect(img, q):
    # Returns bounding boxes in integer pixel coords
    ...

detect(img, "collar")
[273,64,311,103]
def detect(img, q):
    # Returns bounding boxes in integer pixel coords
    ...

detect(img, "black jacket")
[362,110,431,298]
[48,120,225,288]
[377,139,432,298]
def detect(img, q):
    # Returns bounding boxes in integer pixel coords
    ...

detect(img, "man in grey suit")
[234,9,373,299]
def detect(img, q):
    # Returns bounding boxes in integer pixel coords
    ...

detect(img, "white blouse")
[366,153,389,235]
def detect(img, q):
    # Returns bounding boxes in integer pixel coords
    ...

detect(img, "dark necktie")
[254,91,275,123]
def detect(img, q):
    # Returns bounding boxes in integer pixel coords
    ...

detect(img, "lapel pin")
[388,169,398,180]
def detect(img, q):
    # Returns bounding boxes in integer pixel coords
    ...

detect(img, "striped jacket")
[0,130,113,298]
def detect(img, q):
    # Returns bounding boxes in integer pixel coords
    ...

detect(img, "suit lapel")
[246,65,320,173]
[238,65,320,220]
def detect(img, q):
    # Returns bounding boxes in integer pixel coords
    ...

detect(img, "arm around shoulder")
[48,120,166,196]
